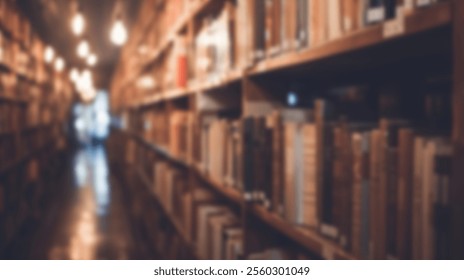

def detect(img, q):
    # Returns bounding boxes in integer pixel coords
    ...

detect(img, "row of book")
[113,0,196,99]
[134,109,196,163]
[195,202,243,260]
[0,0,33,48]
[152,161,193,237]
[243,0,447,63]
[0,102,26,133]
[121,129,323,260]
[0,10,51,82]
[0,99,58,134]
[151,152,244,260]
[112,0,447,111]
[194,97,452,260]
[145,148,245,260]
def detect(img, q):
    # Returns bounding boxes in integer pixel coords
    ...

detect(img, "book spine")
[303,124,318,228]
[369,129,381,259]
[284,122,297,223]
[412,136,425,259]
[351,132,363,258]
[271,114,285,215]
[396,128,414,259]
[242,118,254,201]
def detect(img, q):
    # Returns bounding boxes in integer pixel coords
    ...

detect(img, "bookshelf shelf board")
[193,167,243,205]
[134,94,165,108]
[135,166,193,247]
[135,87,195,108]
[129,131,190,168]
[163,87,194,102]
[249,2,451,78]
[132,69,243,108]
[251,205,356,260]
[196,68,243,93]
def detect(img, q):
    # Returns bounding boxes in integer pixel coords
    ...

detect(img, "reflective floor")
[3,144,156,260]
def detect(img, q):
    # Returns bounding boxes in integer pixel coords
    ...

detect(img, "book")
[396,128,414,259]
[196,204,228,259]
[351,131,371,259]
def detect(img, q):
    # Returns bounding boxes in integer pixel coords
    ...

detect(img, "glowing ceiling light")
[87,54,98,66]
[44,46,55,64]
[54,57,65,72]
[110,19,128,46]
[71,12,85,36]
[77,40,90,58]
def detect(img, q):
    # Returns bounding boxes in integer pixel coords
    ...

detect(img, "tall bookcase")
[110,0,464,260]
[0,0,74,255]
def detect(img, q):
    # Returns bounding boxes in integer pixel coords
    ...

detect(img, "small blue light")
[288,92,298,107]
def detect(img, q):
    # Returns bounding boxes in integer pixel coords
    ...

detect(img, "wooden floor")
[2,144,159,260]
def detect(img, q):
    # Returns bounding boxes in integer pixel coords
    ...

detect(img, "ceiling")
[17,0,142,89]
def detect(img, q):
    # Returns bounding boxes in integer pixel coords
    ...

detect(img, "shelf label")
[383,17,405,39]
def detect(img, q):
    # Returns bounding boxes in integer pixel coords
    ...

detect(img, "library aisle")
[2,145,158,260]
[1,0,464,261]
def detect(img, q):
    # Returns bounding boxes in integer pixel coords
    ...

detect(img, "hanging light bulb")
[71,11,85,36]
[77,40,90,58]
[44,46,55,64]
[87,54,98,66]
[70,68,79,82]
[110,18,128,46]
[54,57,65,72]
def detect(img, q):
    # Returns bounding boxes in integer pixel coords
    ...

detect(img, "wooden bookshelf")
[249,1,451,77]
[111,0,464,260]
[0,140,55,175]
[117,0,216,94]
[122,129,354,260]
[251,205,355,260]
[115,2,452,110]
[0,0,74,255]
[129,131,190,168]
[135,166,193,246]
[193,166,243,205]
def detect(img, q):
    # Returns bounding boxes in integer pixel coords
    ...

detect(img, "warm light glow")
[136,75,155,90]
[55,57,65,72]
[74,69,96,102]
[44,46,55,64]
[110,19,128,46]
[70,68,79,82]
[77,40,90,58]
[71,12,85,36]
[87,54,98,66]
